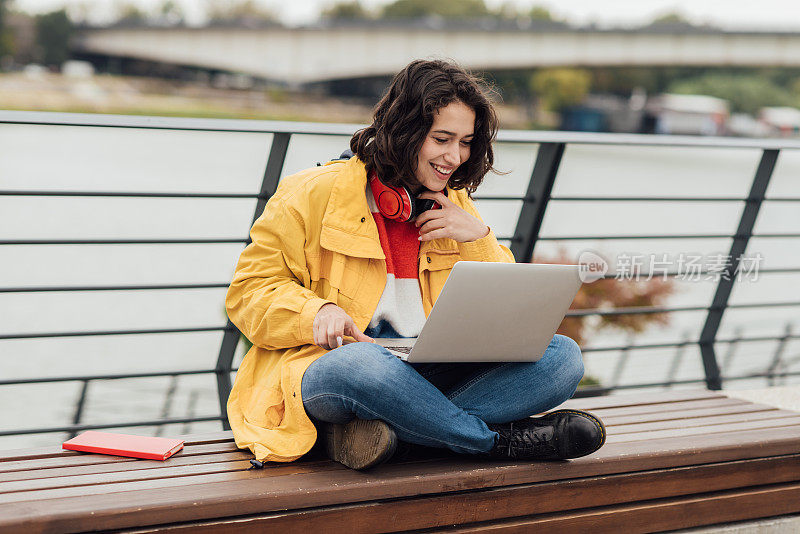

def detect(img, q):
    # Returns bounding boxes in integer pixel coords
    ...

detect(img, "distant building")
[758,107,800,137]
[645,94,729,136]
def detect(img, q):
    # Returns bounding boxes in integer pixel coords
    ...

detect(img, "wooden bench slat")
[561,389,724,411]
[608,415,800,443]
[0,432,235,464]
[443,480,800,533]
[0,451,253,484]
[578,397,748,418]
[607,409,799,434]
[600,402,778,426]
[122,455,800,534]
[0,441,241,474]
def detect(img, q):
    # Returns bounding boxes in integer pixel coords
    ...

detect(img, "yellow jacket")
[225,156,515,462]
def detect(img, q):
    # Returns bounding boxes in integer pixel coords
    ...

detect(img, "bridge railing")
[1,110,799,444]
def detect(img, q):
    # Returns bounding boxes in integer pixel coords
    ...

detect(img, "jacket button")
[427,257,432,263]
[360,217,365,222]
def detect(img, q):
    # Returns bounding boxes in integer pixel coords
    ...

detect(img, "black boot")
[486,409,606,460]
[322,418,397,470]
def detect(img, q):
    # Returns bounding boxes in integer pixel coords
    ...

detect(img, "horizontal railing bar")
[551,196,746,202]
[566,305,705,317]
[578,378,708,394]
[0,416,225,437]
[538,233,800,241]
[0,283,229,293]
[567,300,800,317]
[551,196,800,202]
[0,239,248,245]
[0,326,230,340]
[0,190,264,199]
[10,110,800,150]
[471,196,528,201]
[582,341,697,352]
[583,332,800,353]
[590,267,800,280]
[5,234,798,246]
[723,370,800,381]
[0,369,218,386]
[717,333,800,344]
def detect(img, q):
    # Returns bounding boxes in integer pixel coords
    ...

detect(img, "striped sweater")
[366,187,426,338]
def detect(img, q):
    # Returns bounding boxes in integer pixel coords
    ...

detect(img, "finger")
[417,191,451,206]
[345,322,375,343]
[327,322,341,351]
[419,228,448,242]
[414,209,444,227]
[419,218,447,235]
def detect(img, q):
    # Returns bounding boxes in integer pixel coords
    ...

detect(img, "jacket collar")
[320,157,385,259]
[320,156,459,259]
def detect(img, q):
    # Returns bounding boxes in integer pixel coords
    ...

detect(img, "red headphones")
[368,170,443,222]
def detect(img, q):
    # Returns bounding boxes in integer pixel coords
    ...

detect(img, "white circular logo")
[578,250,609,283]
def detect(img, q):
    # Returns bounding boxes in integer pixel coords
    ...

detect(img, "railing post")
[698,149,778,390]
[70,379,90,439]
[510,142,565,263]
[215,132,291,430]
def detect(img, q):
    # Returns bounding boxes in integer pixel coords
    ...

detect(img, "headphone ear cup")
[414,197,437,216]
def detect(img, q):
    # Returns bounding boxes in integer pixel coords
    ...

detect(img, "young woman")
[225,59,605,470]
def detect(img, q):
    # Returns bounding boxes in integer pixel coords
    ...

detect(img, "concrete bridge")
[72,20,800,85]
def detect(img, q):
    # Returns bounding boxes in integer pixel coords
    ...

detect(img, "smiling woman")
[224,58,606,471]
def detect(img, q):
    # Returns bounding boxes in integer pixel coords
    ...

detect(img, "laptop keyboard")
[384,346,412,354]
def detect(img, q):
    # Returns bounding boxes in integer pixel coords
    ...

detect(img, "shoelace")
[500,422,559,458]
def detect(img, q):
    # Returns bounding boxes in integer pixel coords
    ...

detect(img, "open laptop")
[374,261,582,363]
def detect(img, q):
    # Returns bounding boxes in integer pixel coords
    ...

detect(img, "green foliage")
[205,0,276,24]
[382,0,490,19]
[529,68,592,112]
[115,2,148,24]
[0,0,9,59]
[322,1,371,20]
[650,12,691,25]
[35,9,73,67]
[668,73,798,114]
[529,6,554,21]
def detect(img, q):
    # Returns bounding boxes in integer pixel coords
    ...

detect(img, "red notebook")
[62,431,184,460]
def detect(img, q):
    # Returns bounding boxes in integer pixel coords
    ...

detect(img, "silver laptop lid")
[406,261,582,363]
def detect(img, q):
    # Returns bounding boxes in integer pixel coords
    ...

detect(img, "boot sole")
[324,419,397,470]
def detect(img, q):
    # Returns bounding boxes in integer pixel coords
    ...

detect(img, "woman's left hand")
[415,191,490,243]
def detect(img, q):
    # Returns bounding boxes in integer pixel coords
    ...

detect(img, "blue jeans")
[301,334,584,455]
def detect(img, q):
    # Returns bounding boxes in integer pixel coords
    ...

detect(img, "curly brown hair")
[350,59,499,194]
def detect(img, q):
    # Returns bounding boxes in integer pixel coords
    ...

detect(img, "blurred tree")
[530,68,591,112]
[669,73,797,114]
[0,0,10,60]
[529,5,554,20]
[34,9,73,67]
[536,249,677,346]
[205,0,276,24]
[322,1,371,20]
[156,0,185,26]
[114,2,148,24]
[382,0,490,19]
[649,12,691,25]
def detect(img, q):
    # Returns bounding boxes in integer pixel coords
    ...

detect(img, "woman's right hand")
[313,303,375,350]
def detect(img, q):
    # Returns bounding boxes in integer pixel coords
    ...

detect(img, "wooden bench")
[2,389,800,533]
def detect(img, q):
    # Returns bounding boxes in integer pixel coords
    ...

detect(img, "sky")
[10,0,800,29]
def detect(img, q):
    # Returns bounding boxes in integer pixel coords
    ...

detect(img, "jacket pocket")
[422,250,462,272]
[307,250,363,299]
[242,386,285,428]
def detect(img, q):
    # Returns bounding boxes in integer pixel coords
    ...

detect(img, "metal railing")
[1,110,799,438]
